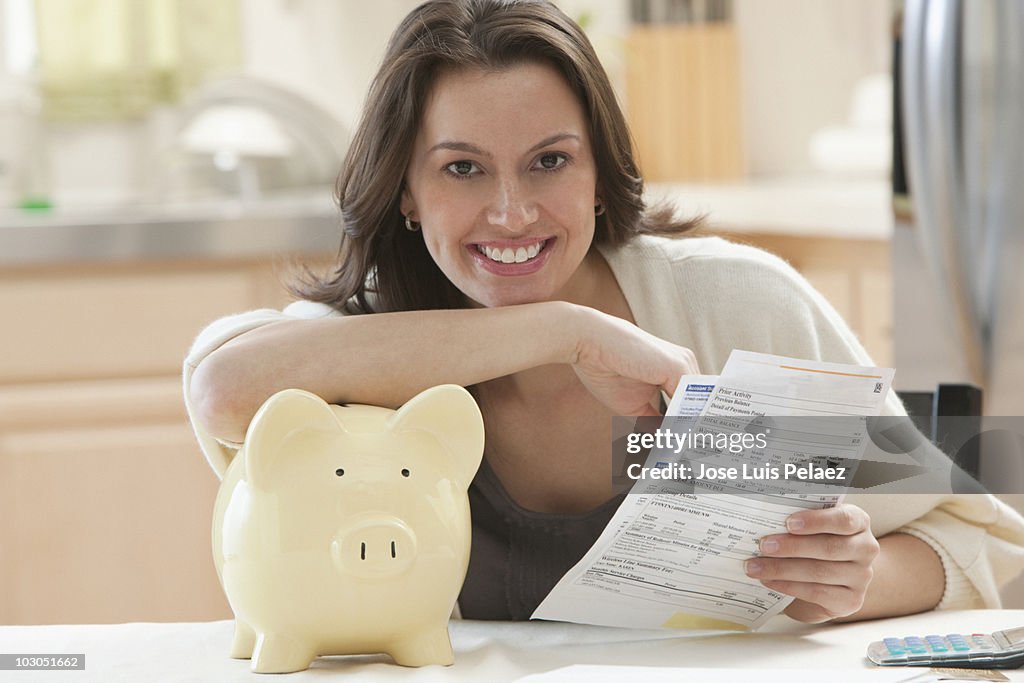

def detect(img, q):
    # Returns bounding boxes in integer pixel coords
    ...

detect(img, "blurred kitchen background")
[1,0,1020,624]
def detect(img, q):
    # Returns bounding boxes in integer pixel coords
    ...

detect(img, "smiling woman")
[285,0,699,314]
[184,0,1024,625]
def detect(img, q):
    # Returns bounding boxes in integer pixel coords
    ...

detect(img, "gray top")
[458,458,625,620]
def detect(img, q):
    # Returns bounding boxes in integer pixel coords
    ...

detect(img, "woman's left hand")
[744,504,880,623]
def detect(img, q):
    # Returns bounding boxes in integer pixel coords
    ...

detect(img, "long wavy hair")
[291,0,700,313]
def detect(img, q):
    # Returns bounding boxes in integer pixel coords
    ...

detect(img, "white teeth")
[477,240,546,264]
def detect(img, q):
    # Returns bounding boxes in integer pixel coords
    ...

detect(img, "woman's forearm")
[190,301,583,443]
[833,532,945,622]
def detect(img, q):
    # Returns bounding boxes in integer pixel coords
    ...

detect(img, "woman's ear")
[400,185,417,221]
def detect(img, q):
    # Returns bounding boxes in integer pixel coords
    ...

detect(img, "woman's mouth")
[469,237,554,275]
[475,239,548,264]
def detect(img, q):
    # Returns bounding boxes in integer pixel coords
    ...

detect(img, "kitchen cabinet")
[0,255,326,624]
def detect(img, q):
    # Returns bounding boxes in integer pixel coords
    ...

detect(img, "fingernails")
[759,539,779,554]
[787,517,805,532]
[745,560,762,576]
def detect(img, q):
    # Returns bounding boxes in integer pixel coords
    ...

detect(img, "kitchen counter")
[0,192,341,267]
[648,176,892,240]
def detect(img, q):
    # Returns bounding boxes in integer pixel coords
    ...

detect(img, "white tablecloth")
[2,610,1023,682]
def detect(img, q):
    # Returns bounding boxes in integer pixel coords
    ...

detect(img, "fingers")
[744,557,873,588]
[769,581,865,621]
[755,530,880,562]
[747,504,878,623]
[782,596,859,624]
[785,504,871,536]
[677,346,700,375]
[661,347,701,401]
[750,559,870,622]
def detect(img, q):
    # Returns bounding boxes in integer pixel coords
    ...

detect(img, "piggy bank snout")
[330,517,417,579]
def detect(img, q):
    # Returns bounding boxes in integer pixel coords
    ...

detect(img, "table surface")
[2,610,1022,682]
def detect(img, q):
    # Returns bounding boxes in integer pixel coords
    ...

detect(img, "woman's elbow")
[188,351,252,445]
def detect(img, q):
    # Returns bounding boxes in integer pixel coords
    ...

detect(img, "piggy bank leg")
[251,633,317,674]
[229,620,257,659]
[388,625,454,667]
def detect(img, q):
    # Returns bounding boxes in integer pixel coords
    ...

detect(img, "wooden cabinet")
[0,256,321,624]
[625,23,745,181]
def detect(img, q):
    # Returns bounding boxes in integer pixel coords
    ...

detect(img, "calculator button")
[869,642,907,664]
[972,636,996,649]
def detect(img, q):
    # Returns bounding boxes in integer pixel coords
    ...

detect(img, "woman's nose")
[486,180,539,232]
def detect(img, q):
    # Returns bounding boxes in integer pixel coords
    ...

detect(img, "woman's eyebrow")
[427,141,492,158]
[426,133,581,158]
[528,133,580,153]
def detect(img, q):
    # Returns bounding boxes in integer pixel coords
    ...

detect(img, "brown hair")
[292,0,700,313]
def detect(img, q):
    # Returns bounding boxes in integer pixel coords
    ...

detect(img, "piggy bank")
[211,384,484,673]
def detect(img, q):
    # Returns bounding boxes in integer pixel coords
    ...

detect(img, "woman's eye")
[535,153,568,171]
[446,160,479,177]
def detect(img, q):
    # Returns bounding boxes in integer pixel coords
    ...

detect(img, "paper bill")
[532,350,895,630]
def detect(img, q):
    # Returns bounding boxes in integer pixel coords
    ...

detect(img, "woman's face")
[402,61,600,308]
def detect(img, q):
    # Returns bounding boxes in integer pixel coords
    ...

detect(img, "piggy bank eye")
[401,468,410,478]
[335,468,345,477]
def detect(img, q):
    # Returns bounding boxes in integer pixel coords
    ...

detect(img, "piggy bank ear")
[388,384,484,490]
[243,389,338,490]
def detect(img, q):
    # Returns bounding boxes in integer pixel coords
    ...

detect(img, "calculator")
[867,627,1024,668]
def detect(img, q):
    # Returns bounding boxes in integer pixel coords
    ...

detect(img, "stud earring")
[405,215,420,232]
[594,200,606,216]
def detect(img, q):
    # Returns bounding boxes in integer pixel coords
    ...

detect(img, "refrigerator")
[895,0,1024,605]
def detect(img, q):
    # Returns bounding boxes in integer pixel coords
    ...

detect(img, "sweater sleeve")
[895,495,1024,608]
[182,300,342,478]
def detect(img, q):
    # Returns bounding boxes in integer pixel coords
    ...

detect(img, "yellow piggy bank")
[211,385,484,673]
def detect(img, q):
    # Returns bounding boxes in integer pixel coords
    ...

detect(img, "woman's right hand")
[568,306,700,416]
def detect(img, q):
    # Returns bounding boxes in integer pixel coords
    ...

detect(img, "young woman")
[185,0,1024,622]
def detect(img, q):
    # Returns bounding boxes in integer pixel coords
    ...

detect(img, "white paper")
[532,350,894,631]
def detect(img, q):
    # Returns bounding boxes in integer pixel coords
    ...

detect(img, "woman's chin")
[464,286,553,309]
